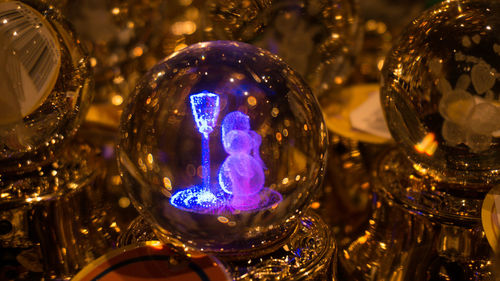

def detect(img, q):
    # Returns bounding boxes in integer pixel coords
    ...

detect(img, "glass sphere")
[0,0,92,173]
[205,0,362,97]
[381,0,500,183]
[118,41,327,253]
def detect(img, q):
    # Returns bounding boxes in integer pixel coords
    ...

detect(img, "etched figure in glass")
[170,93,281,214]
[218,111,265,210]
[189,91,220,193]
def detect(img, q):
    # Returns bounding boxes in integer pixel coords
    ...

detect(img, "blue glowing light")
[170,185,282,214]
[170,93,282,214]
[189,91,220,192]
[170,185,227,212]
[190,92,220,137]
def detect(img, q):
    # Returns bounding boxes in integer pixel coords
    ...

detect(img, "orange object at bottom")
[72,241,230,281]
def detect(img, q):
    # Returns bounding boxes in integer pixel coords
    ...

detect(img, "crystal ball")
[205,0,362,97]
[118,41,327,253]
[0,0,92,173]
[64,0,205,104]
[381,0,500,183]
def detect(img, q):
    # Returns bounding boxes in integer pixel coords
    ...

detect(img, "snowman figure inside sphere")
[218,111,265,211]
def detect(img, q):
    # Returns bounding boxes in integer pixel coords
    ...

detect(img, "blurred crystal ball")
[0,0,92,173]
[63,0,206,104]
[381,0,500,183]
[118,41,327,253]
[206,0,362,96]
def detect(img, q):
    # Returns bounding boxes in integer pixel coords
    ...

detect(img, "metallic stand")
[318,132,387,248]
[119,211,337,281]
[339,149,494,280]
[0,128,133,280]
[0,142,98,280]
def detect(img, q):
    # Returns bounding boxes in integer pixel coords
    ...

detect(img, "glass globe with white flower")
[341,1,500,280]
[380,0,500,184]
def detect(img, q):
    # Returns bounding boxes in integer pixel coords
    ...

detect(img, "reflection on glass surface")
[0,0,92,174]
[381,0,500,183]
[118,41,327,253]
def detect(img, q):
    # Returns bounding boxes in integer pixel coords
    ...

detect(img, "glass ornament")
[205,0,362,97]
[118,41,327,253]
[340,2,499,280]
[360,0,425,36]
[0,0,92,173]
[380,0,500,183]
[63,0,205,105]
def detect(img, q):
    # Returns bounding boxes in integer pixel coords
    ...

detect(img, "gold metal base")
[119,211,337,281]
[318,132,389,248]
[0,124,138,280]
[339,149,495,280]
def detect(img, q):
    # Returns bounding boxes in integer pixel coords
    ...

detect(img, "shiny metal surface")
[119,211,337,281]
[63,0,206,104]
[64,0,362,106]
[0,206,34,249]
[225,212,336,281]
[206,0,362,97]
[317,133,378,248]
[339,149,495,281]
[0,141,100,280]
[0,126,137,280]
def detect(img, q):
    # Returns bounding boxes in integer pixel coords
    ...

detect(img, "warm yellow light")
[149,241,164,250]
[111,94,123,106]
[171,21,197,35]
[311,202,320,209]
[247,96,257,106]
[276,132,282,141]
[271,107,279,117]
[90,57,97,67]
[414,133,438,156]
[163,177,172,190]
[118,197,131,208]
[282,177,289,185]
[217,216,229,223]
[132,46,143,57]
[175,43,187,51]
